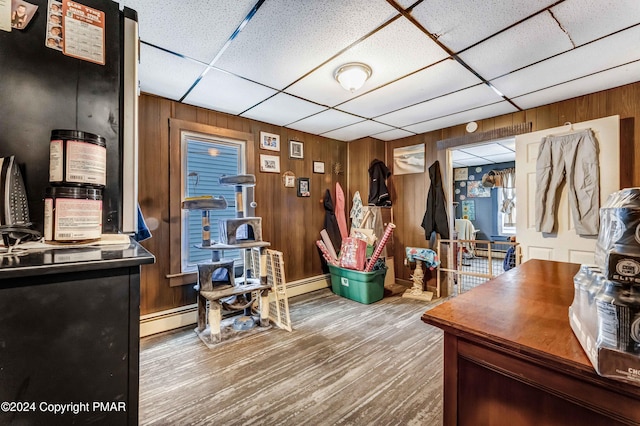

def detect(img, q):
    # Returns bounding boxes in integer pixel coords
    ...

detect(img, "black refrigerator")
[0,1,144,425]
[0,0,139,235]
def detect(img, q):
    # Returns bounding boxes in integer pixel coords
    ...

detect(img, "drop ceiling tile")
[497,138,516,151]
[403,102,518,134]
[138,44,208,101]
[183,68,277,115]
[372,128,416,141]
[491,25,640,98]
[215,0,398,90]
[458,12,573,80]
[121,0,256,63]
[455,157,493,167]
[552,0,640,46]
[286,17,449,107]
[483,153,516,163]
[454,141,515,164]
[338,58,482,117]
[322,120,395,142]
[377,84,502,127]
[410,0,559,52]
[452,150,477,160]
[395,0,421,9]
[459,144,513,157]
[286,109,364,135]
[241,93,326,126]
[512,60,640,110]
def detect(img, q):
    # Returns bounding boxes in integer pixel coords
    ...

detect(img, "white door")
[515,115,620,264]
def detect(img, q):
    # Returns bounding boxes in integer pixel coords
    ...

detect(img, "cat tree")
[182,174,271,344]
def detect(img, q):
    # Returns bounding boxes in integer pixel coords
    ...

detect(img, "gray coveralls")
[535,129,600,236]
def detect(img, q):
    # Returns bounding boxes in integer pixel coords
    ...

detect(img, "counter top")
[423,259,640,424]
[0,238,155,279]
[423,259,593,373]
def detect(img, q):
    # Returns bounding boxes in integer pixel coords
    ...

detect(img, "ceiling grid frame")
[120,0,640,141]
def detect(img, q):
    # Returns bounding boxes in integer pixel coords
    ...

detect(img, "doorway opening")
[439,137,519,295]
[448,137,516,242]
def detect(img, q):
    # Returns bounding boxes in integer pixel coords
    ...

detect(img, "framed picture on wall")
[461,200,476,220]
[313,161,325,174]
[393,143,425,175]
[282,171,295,187]
[467,180,491,198]
[454,168,468,181]
[260,154,280,173]
[289,140,304,159]
[260,132,280,151]
[297,177,310,197]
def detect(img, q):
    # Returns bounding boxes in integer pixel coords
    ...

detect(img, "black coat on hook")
[421,160,450,241]
[323,189,342,251]
[367,159,392,206]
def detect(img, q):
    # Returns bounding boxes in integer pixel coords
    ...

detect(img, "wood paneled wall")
[138,94,346,315]
[139,82,639,315]
[385,133,440,284]
[346,137,386,209]
[384,81,640,285]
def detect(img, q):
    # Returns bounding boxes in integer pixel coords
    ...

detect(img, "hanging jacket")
[421,160,450,240]
[323,188,342,251]
[368,159,392,206]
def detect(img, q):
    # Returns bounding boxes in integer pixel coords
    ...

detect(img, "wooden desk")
[422,259,640,425]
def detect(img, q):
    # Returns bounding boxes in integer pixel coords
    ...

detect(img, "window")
[168,119,255,287]
[181,132,245,272]
[497,187,516,236]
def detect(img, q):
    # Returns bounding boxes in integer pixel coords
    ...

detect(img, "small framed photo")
[260,132,280,152]
[297,177,310,197]
[283,171,295,188]
[313,161,325,174]
[260,154,280,173]
[289,140,304,159]
[454,167,469,181]
[11,1,38,30]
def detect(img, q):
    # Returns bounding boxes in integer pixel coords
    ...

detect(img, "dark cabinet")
[0,242,154,425]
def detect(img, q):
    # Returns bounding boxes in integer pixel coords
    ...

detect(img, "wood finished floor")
[139,289,444,425]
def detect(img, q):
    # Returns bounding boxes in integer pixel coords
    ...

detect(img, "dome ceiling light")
[334,62,372,92]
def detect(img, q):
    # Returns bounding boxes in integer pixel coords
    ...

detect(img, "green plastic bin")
[328,264,387,304]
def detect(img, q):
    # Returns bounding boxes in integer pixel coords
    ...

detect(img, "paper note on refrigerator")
[45,0,63,50]
[62,0,105,65]
[0,0,10,32]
